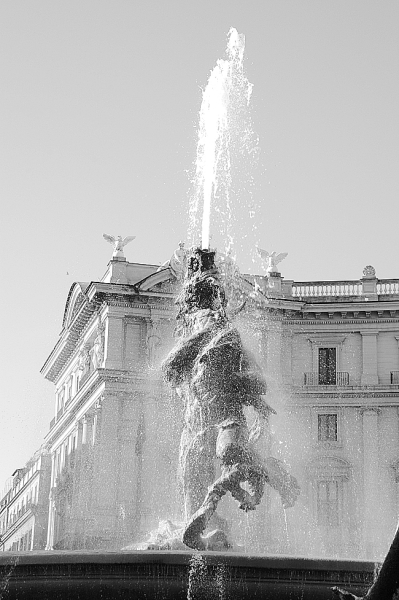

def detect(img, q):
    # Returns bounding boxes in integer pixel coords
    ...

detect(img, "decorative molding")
[285,318,399,325]
[360,406,382,416]
[307,455,352,481]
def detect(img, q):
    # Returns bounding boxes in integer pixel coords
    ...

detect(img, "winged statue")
[103,234,136,259]
[257,248,288,275]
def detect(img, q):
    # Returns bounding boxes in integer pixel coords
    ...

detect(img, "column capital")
[359,330,379,337]
[360,406,381,416]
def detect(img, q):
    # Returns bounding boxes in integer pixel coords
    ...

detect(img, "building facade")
[0,449,51,551]
[3,252,399,559]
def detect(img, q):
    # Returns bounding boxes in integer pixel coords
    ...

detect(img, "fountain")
[162,246,300,551]
[1,26,397,600]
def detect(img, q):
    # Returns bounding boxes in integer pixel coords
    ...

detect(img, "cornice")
[44,369,166,446]
[0,509,35,542]
[41,298,102,382]
[107,300,174,311]
[0,470,41,508]
[293,390,399,399]
[285,319,399,326]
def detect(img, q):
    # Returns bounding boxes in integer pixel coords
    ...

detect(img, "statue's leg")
[183,475,230,550]
[183,423,268,550]
[262,456,300,509]
[216,421,267,510]
[182,430,216,521]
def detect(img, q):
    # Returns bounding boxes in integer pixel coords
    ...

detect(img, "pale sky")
[0,1,398,488]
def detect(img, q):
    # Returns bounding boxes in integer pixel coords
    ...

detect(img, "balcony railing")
[391,371,399,384]
[304,372,349,386]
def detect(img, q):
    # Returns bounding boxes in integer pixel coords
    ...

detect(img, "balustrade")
[292,281,362,298]
[377,280,399,295]
[291,278,399,299]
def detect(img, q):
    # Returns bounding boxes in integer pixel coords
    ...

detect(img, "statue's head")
[188,247,216,277]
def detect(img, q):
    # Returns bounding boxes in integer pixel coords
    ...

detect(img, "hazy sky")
[0,1,398,488]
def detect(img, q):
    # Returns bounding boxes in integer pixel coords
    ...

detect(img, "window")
[318,347,336,385]
[317,480,339,527]
[318,414,338,442]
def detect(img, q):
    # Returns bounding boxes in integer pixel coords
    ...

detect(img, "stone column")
[362,407,381,558]
[360,331,379,385]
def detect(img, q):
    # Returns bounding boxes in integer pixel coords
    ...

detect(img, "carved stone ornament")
[362,265,376,278]
[146,320,162,367]
[103,233,136,259]
[78,344,91,375]
[257,248,288,275]
[158,241,188,281]
[91,321,105,369]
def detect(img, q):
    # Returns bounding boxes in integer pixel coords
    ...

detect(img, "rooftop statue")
[103,234,136,259]
[158,241,188,281]
[257,248,288,275]
[162,247,300,551]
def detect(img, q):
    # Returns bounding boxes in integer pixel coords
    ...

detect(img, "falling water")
[189,28,256,255]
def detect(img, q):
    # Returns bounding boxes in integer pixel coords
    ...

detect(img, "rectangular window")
[318,414,338,442]
[317,480,339,527]
[318,347,336,385]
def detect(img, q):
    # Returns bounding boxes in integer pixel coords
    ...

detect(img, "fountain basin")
[0,551,374,599]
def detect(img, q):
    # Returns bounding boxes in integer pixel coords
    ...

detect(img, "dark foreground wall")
[0,551,374,599]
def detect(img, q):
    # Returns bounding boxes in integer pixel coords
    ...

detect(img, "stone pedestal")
[266,273,282,296]
[361,275,378,301]
[106,258,128,284]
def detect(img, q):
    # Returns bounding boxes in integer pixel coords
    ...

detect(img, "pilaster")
[360,331,379,385]
[90,395,120,546]
[266,320,283,386]
[104,312,124,370]
[361,407,381,558]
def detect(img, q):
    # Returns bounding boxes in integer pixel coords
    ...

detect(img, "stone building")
[21,249,399,558]
[0,448,51,551]
[40,254,180,550]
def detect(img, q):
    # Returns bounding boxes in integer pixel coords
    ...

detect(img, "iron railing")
[304,372,349,386]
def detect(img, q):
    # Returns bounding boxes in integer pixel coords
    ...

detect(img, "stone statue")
[78,344,91,378]
[158,242,188,281]
[103,234,136,259]
[162,247,300,551]
[146,320,162,368]
[91,321,105,369]
[257,248,288,275]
